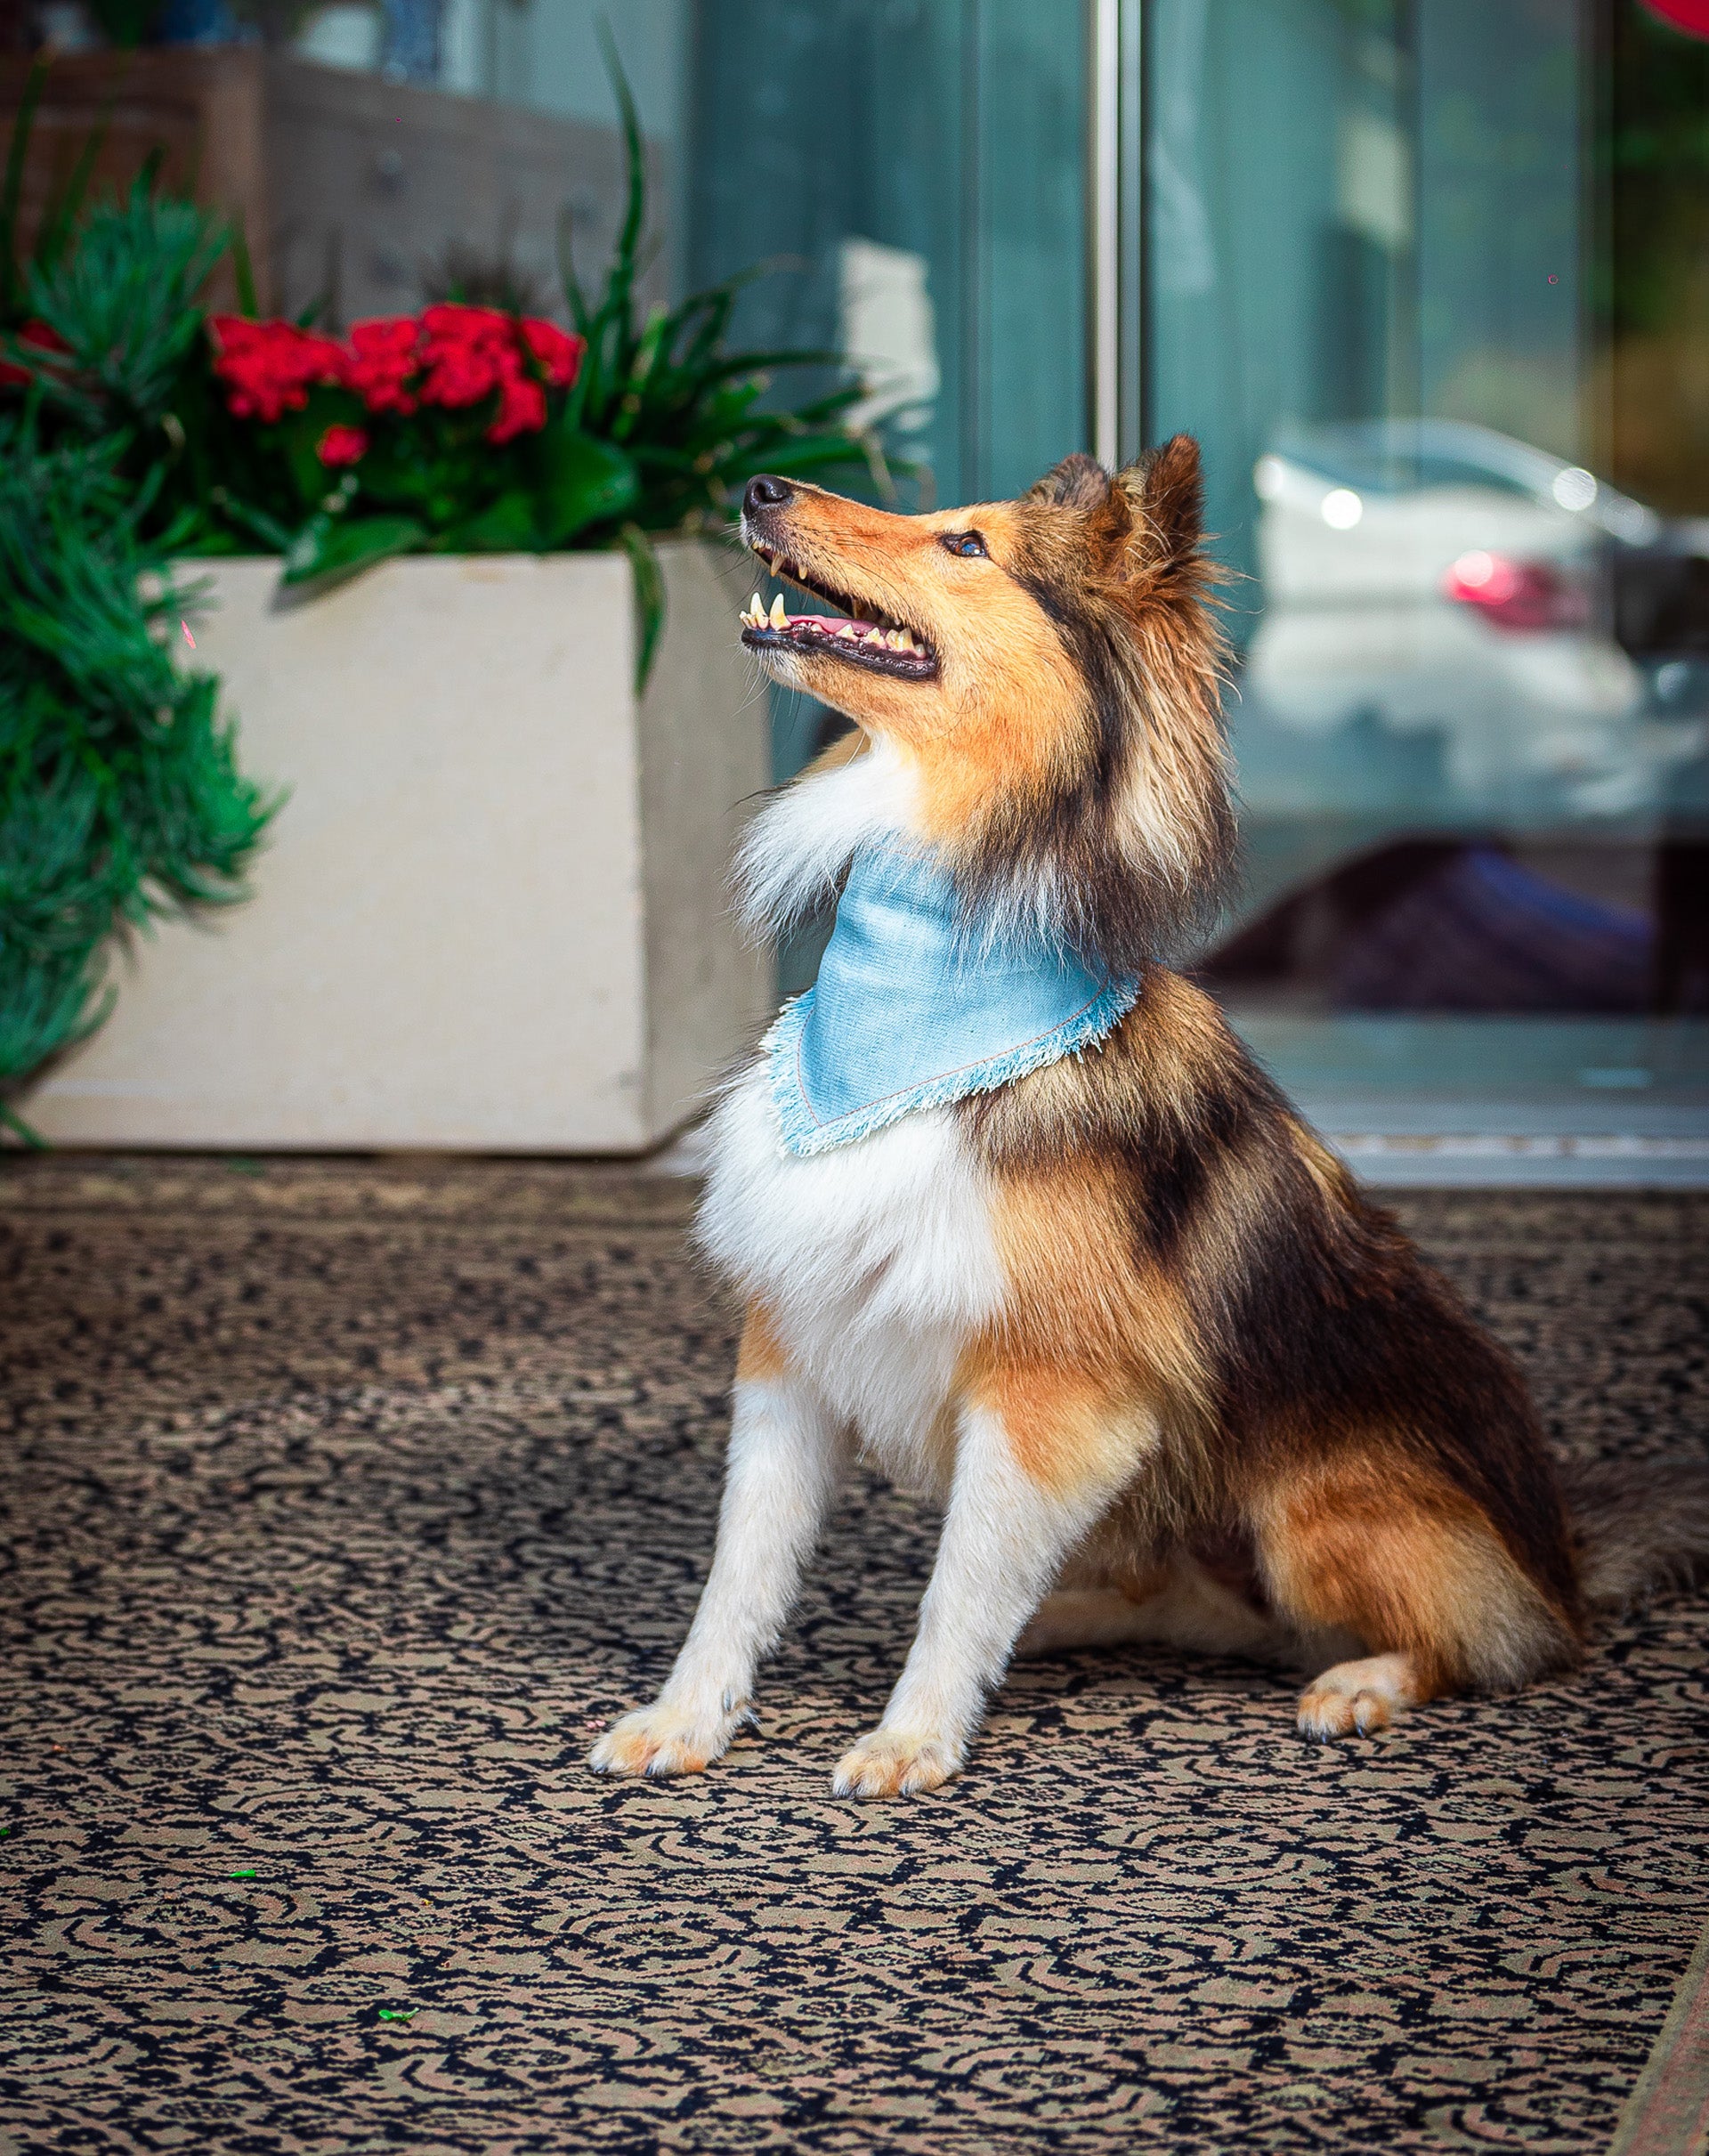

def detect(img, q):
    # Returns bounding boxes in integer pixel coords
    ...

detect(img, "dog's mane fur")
[942,441,1236,972]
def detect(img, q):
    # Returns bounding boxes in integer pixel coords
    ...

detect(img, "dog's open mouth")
[739,543,938,680]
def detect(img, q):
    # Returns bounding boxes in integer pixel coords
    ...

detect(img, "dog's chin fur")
[730,734,915,946]
[591,439,1706,1800]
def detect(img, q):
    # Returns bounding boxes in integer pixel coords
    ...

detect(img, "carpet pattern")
[1,1160,1705,2155]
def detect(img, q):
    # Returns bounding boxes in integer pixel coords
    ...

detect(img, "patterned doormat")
[1,1158,1705,2156]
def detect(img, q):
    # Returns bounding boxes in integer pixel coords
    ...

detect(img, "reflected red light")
[1638,0,1709,39]
[1442,551,1589,632]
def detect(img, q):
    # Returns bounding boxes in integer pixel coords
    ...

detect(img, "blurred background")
[3,0,1705,1177]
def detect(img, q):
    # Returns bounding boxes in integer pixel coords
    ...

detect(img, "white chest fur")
[696,1057,1007,1495]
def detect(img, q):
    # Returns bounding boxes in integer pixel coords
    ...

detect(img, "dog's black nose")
[744,474,793,515]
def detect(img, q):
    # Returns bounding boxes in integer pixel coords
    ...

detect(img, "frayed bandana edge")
[765,973,1139,1157]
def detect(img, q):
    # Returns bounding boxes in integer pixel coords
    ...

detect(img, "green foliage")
[0,423,274,1121]
[18,178,229,430]
[0,415,276,1111]
[558,30,884,539]
[1604,3,1709,341]
[0,75,272,1123]
[263,407,645,588]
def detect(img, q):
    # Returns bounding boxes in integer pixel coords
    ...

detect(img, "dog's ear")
[1115,434,1203,570]
[1026,452,1139,570]
[1025,451,1114,512]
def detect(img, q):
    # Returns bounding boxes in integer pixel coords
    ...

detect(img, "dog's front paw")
[587,1698,743,1779]
[831,1728,961,1799]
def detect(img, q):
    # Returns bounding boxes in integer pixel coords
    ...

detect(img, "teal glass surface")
[1143,0,1709,1138]
[689,0,1089,788]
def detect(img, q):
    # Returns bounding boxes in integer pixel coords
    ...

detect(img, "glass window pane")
[1144,0,1709,1135]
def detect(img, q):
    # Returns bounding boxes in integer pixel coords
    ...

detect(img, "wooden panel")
[262,57,665,327]
[0,47,269,309]
[0,49,665,326]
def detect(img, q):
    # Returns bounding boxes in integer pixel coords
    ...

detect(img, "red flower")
[208,305,577,446]
[344,317,421,416]
[417,305,573,436]
[420,304,512,343]
[0,318,70,389]
[417,303,515,411]
[208,316,347,423]
[521,318,584,389]
[487,375,547,445]
[316,423,370,467]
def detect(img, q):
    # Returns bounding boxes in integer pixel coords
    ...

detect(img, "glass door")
[690,0,1090,781]
[690,0,1092,986]
[1141,0,1709,1155]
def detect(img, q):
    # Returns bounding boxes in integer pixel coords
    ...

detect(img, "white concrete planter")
[27,541,770,1153]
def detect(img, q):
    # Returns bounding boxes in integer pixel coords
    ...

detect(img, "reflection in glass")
[1144,0,1709,1117]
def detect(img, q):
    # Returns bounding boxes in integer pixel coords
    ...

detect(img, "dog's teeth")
[749,593,763,620]
[837,621,858,638]
[769,593,788,628]
[896,628,914,651]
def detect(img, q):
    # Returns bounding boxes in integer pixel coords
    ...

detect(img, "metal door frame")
[1088,0,1144,468]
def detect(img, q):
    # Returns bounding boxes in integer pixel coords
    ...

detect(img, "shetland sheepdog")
[590,439,1708,1798]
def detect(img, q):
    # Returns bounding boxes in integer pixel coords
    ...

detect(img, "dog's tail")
[1561,1455,1709,1613]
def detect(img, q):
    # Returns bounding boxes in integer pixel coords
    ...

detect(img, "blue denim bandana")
[766,840,1139,1155]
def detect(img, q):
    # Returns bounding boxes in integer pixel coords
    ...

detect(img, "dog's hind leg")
[831,1366,1156,1798]
[590,1306,847,1780]
[1253,1454,1580,1741]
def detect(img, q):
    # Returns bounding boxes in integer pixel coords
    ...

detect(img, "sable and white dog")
[590,441,1706,1799]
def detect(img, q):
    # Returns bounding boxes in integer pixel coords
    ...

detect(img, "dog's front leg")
[832,1389,1141,1798]
[590,1317,845,1780]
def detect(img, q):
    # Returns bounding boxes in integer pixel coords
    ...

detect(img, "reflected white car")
[1245,420,1707,817]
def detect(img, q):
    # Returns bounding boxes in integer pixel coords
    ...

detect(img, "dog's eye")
[941,531,988,559]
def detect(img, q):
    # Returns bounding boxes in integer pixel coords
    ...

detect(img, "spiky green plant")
[0,63,273,1135]
[0,417,274,1138]
[556,32,889,677]
[561,28,884,528]
[16,177,230,431]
